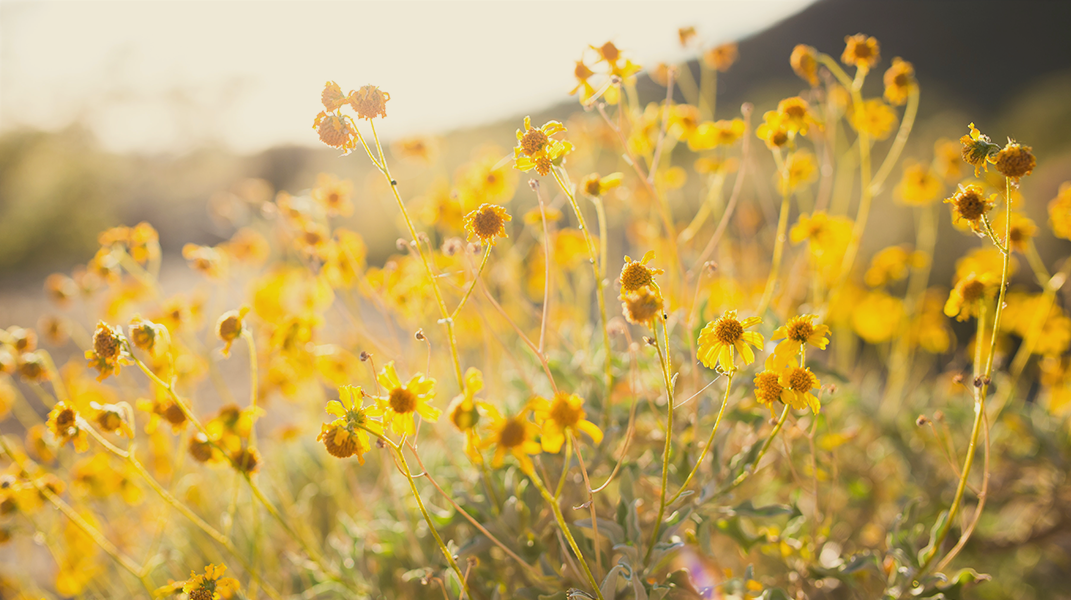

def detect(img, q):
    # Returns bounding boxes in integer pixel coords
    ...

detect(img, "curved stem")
[667,369,734,505]
[868,88,920,196]
[643,319,676,566]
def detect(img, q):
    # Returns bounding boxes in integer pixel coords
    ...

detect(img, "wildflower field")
[3,21,1071,600]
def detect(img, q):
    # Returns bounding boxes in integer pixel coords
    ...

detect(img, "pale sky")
[0,0,812,154]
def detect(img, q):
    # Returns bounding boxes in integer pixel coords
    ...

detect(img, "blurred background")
[3,0,1071,321]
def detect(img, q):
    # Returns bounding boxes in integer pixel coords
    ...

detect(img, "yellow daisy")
[530,392,603,453]
[317,384,379,463]
[480,405,542,474]
[771,315,830,361]
[372,361,440,437]
[778,366,822,413]
[180,564,240,600]
[697,310,764,372]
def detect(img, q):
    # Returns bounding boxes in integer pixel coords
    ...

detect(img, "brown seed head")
[497,417,527,448]
[93,322,121,361]
[993,143,1036,180]
[946,185,992,224]
[231,447,261,473]
[320,424,358,458]
[320,80,347,111]
[189,435,214,463]
[389,387,417,414]
[520,128,549,157]
[549,393,584,428]
[464,204,511,244]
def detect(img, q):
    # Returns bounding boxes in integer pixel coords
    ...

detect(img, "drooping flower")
[85,321,130,382]
[790,44,819,87]
[531,392,603,453]
[215,307,249,357]
[447,368,489,463]
[944,272,998,322]
[959,123,999,177]
[621,287,664,327]
[579,172,623,197]
[46,401,89,452]
[697,310,764,372]
[317,384,378,463]
[513,117,573,176]
[347,85,389,120]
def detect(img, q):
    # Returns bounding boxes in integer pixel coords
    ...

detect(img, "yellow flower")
[790,44,819,87]
[215,307,249,357]
[842,34,880,71]
[959,123,999,177]
[933,138,964,183]
[895,162,942,205]
[91,402,133,439]
[180,564,240,600]
[790,212,853,281]
[944,184,995,233]
[311,172,354,217]
[944,272,998,322]
[754,370,784,412]
[776,97,816,136]
[618,251,663,293]
[371,361,440,436]
[851,290,904,343]
[531,392,603,453]
[1049,182,1071,241]
[778,150,818,194]
[955,247,1014,282]
[570,59,596,104]
[579,172,623,197]
[481,405,542,474]
[47,401,89,452]
[849,99,897,141]
[864,245,927,288]
[688,119,746,151]
[513,117,573,176]
[703,43,738,72]
[621,287,664,327]
[777,366,821,413]
[756,111,791,149]
[909,289,953,354]
[182,244,228,279]
[992,211,1037,253]
[771,315,830,361]
[447,368,489,463]
[697,310,764,372]
[318,384,378,463]
[883,58,916,106]
[85,321,130,382]
[463,204,512,246]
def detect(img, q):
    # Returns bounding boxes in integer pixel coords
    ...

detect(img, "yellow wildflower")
[842,34,880,71]
[771,315,830,361]
[619,251,663,293]
[895,162,942,205]
[46,401,89,452]
[883,58,916,105]
[621,287,664,327]
[481,405,542,474]
[790,44,819,87]
[778,366,822,413]
[697,310,764,372]
[348,85,389,120]
[993,141,1036,180]
[180,564,240,600]
[447,368,488,463]
[945,184,995,233]
[570,59,596,103]
[778,150,818,194]
[934,138,965,183]
[318,385,378,463]
[849,99,897,140]
[531,392,603,453]
[756,111,791,149]
[776,97,816,136]
[688,119,746,151]
[463,204,512,246]
[85,321,129,382]
[1049,182,1071,240]
[311,173,354,217]
[371,361,440,437]
[215,307,249,357]
[513,117,573,176]
[864,245,927,288]
[944,272,998,321]
[851,291,904,343]
[313,111,357,153]
[580,172,623,197]
[992,211,1037,253]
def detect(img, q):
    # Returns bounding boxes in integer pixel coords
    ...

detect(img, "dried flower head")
[216,307,250,356]
[230,447,261,474]
[313,112,357,153]
[944,184,995,233]
[959,123,999,177]
[993,142,1036,180]
[47,401,88,452]
[348,85,389,120]
[320,80,347,111]
[85,321,128,381]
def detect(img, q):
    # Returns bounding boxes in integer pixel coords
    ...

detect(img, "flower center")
[521,128,549,157]
[550,395,583,428]
[93,326,120,360]
[714,317,744,345]
[786,319,814,343]
[953,189,987,221]
[620,262,653,292]
[787,367,815,392]
[499,418,527,448]
[755,371,783,404]
[472,207,505,239]
[55,408,76,430]
[389,388,417,414]
[961,279,986,303]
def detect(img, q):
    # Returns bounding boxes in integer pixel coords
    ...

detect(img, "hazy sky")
[1,1,811,154]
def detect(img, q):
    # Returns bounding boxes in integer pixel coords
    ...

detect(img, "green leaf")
[916,509,948,567]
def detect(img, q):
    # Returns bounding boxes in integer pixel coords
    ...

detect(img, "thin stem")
[722,404,791,494]
[554,434,574,500]
[528,470,605,600]
[452,245,493,320]
[570,432,602,578]
[551,166,612,391]
[667,369,734,505]
[644,319,676,566]
[868,88,920,196]
[757,152,792,316]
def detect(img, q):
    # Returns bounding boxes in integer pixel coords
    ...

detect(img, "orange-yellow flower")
[771,315,830,361]
[531,392,603,453]
[318,384,378,464]
[480,405,542,474]
[463,204,512,246]
[842,34,880,71]
[371,361,440,437]
[697,310,764,372]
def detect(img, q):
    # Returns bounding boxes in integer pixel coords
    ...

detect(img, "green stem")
[723,404,791,493]
[528,470,605,600]
[451,245,492,320]
[644,319,676,565]
[667,369,734,505]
